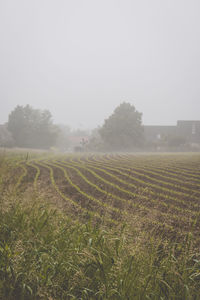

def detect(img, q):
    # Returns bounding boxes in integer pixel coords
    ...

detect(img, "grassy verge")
[0,192,199,300]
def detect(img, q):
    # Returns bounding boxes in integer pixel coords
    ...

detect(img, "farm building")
[176,120,200,144]
[144,120,200,147]
[144,125,176,143]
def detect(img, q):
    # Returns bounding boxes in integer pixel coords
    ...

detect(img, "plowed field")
[4,152,200,243]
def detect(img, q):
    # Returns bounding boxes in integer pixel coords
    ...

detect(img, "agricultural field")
[0,151,200,299]
[6,152,200,240]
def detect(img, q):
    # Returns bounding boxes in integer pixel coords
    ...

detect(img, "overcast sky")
[0,0,200,129]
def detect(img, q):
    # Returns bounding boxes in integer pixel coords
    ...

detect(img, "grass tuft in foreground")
[0,193,200,300]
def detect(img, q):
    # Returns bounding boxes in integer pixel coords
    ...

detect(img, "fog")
[0,0,200,129]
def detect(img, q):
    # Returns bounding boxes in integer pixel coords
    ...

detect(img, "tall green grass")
[0,192,199,299]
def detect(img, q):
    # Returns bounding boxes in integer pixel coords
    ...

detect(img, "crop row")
[8,154,200,241]
[66,159,198,220]
[49,159,199,235]
[95,154,200,187]
[36,160,119,226]
[70,156,200,214]
[79,156,200,197]
[108,154,200,178]
[27,159,181,234]
[84,153,200,183]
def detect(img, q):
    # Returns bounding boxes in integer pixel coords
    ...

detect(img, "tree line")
[0,103,144,151]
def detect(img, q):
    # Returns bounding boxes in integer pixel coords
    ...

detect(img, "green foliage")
[7,105,59,149]
[99,102,144,151]
[0,194,199,299]
[1,152,200,299]
[0,125,14,148]
[56,124,71,151]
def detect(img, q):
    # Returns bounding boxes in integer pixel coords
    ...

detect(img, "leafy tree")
[56,125,71,151]
[87,127,104,152]
[7,105,58,149]
[0,125,14,147]
[99,102,143,151]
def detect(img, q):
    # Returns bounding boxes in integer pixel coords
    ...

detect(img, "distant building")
[144,125,176,144]
[144,120,200,148]
[176,120,200,144]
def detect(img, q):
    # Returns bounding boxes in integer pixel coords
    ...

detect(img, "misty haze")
[0,0,200,130]
[0,1,200,299]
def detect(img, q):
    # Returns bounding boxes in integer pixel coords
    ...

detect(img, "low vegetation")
[0,151,200,299]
